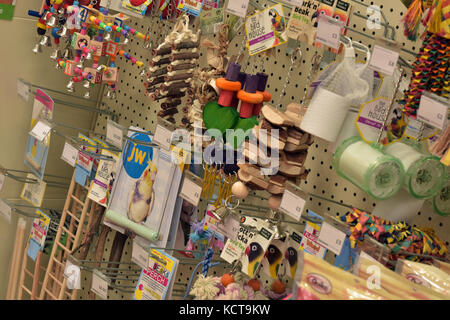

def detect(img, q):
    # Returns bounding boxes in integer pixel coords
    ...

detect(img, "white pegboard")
[82,0,450,300]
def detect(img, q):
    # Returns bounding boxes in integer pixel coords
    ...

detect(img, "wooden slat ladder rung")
[65,211,80,223]
[70,195,84,206]
[44,289,57,300]
[48,273,63,287]
[56,242,71,254]
[21,287,32,296]
[62,226,76,240]
[24,269,33,278]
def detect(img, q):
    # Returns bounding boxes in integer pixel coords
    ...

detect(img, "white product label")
[29,120,52,142]
[282,0,304,6]
[0,173,5,193]
[21,174,47,207]
[0,199,11,223]
[369,44,399,76]
[204,210,240,241]
[106,120,124,149]
[61,142,79,167]
[17,79,30,101]
[91,270,109,300]
[153,124,173,150]
[64,260,81,290]
[317,222,346,255]
[279,189,306,221]
[404,117,438,141]
[315,16,342,50]
[132,241,149,270]
[417,94,449,130]
[226,0,249,18]
[179,177,202,206]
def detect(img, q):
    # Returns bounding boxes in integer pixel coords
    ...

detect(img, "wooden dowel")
[152,46,172,56]
[164,73,193,82]
[158,107,179,118]
[170,52,199,62]
[172,40,200,50]
[160,81,191,92]
[150,57,171,67]
[167,63,197,72]
[161,99,182,110]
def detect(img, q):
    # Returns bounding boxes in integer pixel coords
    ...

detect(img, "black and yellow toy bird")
[285,247,298,279]
[268,8,286,32]
[245,242,264,277]
[265,244,283,279]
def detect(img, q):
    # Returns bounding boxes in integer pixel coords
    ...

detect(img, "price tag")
[278,186,306,221]
[0,173,5,193]
[153,124,173,150]
[315,15,342,50]
[91,269,109,300]
[282,0,304,6]
[368,44,400,76]
[0,199,11,224]
[63,259,81,290]
[17,79,30,102]
[29,120,52,142]
[61,142,79,167]
[106,119,124,149]
[179,174,203,206]
[417,93,449,130]
[132,241,149,269]
[226,0,249,18]
[317,221,346,255]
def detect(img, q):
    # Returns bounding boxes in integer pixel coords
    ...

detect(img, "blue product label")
[123,132,154,179]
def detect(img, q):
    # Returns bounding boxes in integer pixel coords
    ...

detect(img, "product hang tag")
[132,241,149,270]
[17,79,30,102]
[316,214,348,255]
[21,174,47,207]
[179,171,203,207]
[178,0,205,17]
[417,92,449,130]
[106,119,125,149]
[226,0,249,18]
[404,117,438,141]
[204,210,240,241]
[29,120,53,142]
[63,257,81,290]
[0,199,11,224]
[61,142,79,167]
[91,269,110,300]
[368,37,400,77]
[315,15,342,50]
[153,118,175,150]
[278,183,307,221]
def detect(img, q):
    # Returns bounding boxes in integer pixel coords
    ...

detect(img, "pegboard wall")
[72,0,450,300]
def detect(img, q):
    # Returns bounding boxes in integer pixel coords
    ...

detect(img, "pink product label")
[35,89,54,112]
[358,116,382,129]
[145,268,168,286]
[249,32,275,46]
[303,230,317,242]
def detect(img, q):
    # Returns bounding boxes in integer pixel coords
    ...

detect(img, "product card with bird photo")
[220,217,275,278]
[245,3,287,55]
[284,227,304,280]
[261,234,288,280]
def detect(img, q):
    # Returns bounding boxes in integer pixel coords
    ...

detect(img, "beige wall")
[0,0,99,299]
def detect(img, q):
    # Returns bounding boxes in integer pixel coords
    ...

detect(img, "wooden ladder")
[39,170,94,300]
[17,243,47,300]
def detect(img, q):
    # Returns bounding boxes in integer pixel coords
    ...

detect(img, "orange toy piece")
[221,273,235,287]
[271,279,286,294]
[248,279,261,291]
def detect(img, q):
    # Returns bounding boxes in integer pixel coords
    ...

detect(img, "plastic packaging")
[295,251,398,300]
[333,136,405,200]
[384,141,445,199]
[301,45,370,142]
[354,253,449,300]
[396,259,450,296]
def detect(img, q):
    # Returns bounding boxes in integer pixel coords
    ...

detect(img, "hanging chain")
[300,50,322,106]
[277,47,302,109]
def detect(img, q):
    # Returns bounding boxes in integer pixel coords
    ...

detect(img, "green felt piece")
[203,101,239,135]
[226,116,259,149]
